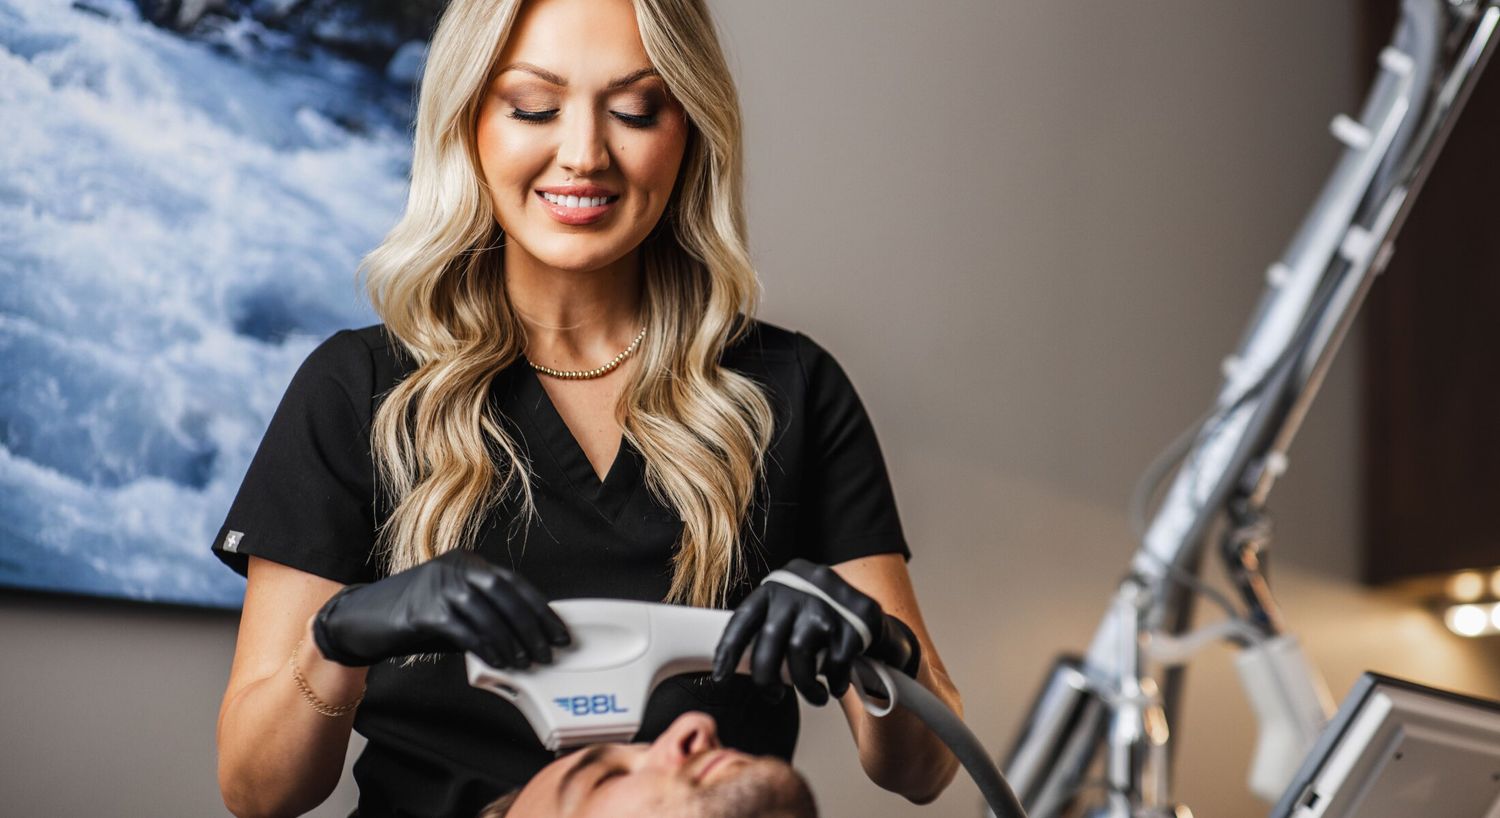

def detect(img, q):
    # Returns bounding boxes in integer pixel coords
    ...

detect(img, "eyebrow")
[556,745,610,801]
[499,62,660,90]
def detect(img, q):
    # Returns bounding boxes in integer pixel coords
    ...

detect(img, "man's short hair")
[477,789,520,818]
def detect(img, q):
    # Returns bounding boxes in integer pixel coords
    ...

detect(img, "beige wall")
[727,2,1500,816]
[5,2,1499,817]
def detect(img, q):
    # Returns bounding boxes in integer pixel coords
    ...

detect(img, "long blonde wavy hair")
[358,0,775,608]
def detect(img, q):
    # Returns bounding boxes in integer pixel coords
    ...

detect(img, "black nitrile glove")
[710,558,922,706]
[311,549,570,669]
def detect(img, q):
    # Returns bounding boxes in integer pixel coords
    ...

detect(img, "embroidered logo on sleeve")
[223,530,244,553]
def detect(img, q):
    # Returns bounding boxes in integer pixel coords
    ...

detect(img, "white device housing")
[466,600,740,750]
[467,599,897,751]
[1236,634,1335,801]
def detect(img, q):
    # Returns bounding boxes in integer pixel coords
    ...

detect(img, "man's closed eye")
[592,767,627,791]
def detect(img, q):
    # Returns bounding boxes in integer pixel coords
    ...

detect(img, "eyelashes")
[507,108,659,129]
[595,768,627,788]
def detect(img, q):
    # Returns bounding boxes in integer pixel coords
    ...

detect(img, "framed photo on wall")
[0,0,432,608]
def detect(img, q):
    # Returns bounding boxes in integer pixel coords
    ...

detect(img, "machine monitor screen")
[1270,672,1500,818]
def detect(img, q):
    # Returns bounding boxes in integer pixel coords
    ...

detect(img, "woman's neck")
[505,245,645,368]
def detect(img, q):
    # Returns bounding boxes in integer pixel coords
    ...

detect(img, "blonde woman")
[213,0,961,815]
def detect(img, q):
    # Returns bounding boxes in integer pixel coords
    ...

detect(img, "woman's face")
[477,0,690,275]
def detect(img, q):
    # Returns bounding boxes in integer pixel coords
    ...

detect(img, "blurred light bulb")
[1490,570,1500,599]
[1490,605,1500,630]
[1448,571,1485,602]
[1446,604,1490,637]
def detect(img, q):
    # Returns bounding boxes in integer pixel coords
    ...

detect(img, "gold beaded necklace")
[528,325,647,380]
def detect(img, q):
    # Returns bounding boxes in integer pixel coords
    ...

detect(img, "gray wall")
[5,2,1499,817]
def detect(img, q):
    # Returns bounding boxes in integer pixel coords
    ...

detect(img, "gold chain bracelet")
[289,638,365,718]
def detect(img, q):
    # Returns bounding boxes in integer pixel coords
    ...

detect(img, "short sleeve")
[211,329,381,585]
[793,332,911,564]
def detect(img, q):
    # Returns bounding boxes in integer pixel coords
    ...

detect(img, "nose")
[557,107,611,177]
[643,711,721,770]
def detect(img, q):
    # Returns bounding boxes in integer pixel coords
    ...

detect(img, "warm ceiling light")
[1446,604,1492,638]
[1490,570,1500,599]
[1448,571,1486,602]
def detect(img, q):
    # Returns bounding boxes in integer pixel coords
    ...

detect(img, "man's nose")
[557,108,610,176]
[645,711,721,769]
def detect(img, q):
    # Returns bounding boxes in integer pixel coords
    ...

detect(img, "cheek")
[476,113,548,192]
[620,120,688,192]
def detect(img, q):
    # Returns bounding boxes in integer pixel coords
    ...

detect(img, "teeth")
[542,192,614,207]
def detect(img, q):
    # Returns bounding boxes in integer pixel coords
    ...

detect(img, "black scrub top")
[212,318,910,818]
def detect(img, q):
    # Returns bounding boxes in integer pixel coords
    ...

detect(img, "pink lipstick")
[535,185,620,226]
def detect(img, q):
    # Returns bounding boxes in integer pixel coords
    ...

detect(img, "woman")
[214,0,962,815]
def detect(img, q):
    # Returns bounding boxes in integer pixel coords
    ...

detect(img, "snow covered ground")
[0,0,412,607]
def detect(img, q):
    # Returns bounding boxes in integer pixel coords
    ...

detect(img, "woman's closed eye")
[507,108,659,128]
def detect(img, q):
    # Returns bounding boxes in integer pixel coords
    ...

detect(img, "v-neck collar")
[505,356,641,522]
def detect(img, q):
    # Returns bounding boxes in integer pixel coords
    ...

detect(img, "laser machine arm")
[1002,2,1500,816]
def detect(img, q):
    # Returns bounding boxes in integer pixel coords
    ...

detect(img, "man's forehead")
[506,748,577,814]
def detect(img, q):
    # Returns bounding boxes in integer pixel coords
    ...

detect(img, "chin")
[528,238,637,273]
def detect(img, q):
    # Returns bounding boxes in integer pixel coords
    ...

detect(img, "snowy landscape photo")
[0,0,432,607]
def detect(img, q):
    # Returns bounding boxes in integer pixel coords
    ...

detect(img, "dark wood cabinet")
[1361,1,1500,584]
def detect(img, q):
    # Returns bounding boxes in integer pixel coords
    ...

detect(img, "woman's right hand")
[310,549,570,669]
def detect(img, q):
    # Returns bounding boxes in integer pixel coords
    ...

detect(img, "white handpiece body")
[466,599,894,751]
[465,600,743,751]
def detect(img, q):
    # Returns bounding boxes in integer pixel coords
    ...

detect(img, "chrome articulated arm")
[1001,2,1500,816]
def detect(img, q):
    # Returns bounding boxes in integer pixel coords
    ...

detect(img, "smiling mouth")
[534,190,620,225]
[537,191,620,208]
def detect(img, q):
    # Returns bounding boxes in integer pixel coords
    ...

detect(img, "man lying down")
[464,559,972,817]
[475,712,817,818]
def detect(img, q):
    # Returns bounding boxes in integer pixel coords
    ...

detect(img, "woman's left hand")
[710,558,922,706]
